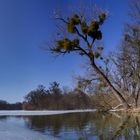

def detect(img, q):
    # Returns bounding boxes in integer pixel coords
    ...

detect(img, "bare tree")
[49,5,130,109]
[111,0,140,108]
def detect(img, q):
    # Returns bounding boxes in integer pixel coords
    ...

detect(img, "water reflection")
[24,113,116,139]
[111,114,140,140]
[0,116,8,121]
[24,113,92,135]
[23,112,140,140]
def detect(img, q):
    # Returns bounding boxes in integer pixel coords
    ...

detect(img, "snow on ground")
[0,109,96,116]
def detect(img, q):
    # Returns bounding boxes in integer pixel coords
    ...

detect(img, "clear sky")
[0,0,129,103]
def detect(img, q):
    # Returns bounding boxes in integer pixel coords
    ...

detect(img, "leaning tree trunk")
[91,59,130,109]
[133,83,140,108]
[135,92,139,108]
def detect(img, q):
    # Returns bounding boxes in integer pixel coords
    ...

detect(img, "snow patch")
[0,109,96,116]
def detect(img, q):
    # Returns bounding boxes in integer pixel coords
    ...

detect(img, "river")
[0,112,138,140]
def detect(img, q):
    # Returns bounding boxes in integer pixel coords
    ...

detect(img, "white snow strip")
[0,109,96,116]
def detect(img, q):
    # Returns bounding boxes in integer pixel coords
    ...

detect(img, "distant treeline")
[0,82,93,110]
[0,100,22,110]
[0,81,117,111]
[23,82,92,110]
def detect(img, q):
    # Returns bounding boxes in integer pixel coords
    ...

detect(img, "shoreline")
[0,109,96,116]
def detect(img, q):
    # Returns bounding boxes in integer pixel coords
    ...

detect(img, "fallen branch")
[112,104,123,110]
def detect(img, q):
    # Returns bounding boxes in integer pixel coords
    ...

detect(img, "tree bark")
[135,93,139,108]
[134,83,140,108]
[91,60,130,109]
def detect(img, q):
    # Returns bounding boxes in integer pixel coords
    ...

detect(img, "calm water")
[0,112,139,140]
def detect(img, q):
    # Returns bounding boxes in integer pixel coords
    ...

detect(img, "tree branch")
[55,17,68,24]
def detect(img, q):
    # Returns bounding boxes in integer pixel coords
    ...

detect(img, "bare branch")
[55,17,68,24]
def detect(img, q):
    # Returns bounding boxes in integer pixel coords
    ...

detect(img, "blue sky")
[0,0,129,103]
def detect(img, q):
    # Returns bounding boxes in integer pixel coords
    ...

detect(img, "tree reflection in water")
[0,116,8,121]
[23,112,140,140]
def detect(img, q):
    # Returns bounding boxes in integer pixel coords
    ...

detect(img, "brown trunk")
[135,98,138,108]
[133,83,140,108]
[135,92,139,108]
[91,60,130,109]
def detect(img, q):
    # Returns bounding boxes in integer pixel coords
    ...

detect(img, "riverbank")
[0,109,96,116]
[109,107,140,112]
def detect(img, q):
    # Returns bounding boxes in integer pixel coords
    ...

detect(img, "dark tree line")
[0,100,22,110]
[23,82,91,110]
